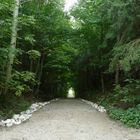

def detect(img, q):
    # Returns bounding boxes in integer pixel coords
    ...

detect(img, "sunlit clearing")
[67,87,75,98]
[64,0,77,12]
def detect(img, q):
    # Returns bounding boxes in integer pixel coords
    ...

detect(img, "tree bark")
[5,0,20,93]
[101,72,105,93]
[30,60,33,72]
[35,53,45,94]
[115,63,119,85]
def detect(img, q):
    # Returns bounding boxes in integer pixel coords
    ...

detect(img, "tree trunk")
[5,0,20,93]
[101,72,105,93]
[35,59,40,75]
[35,53,45,94]
[115,63,119,85]
[30,60,33,72]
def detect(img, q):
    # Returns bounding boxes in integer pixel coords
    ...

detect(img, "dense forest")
[0,0,140,128]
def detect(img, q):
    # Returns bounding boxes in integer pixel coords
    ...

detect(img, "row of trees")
[0,0,140,124]
[0,0,75,103]
[69,0,140,127]
[70,0,140,98]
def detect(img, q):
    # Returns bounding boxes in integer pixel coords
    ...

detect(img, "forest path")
[0,99,140,140]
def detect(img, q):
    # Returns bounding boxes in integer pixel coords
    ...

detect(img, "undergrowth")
[82,80,140,128]
[0,94,31,120]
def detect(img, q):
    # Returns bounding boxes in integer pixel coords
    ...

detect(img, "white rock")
[93,104,98,109]
[0,98,59,127]
[31,104,39,108]
[11,119,16,123]
[19,115,26,121]
[13,114,20,120]
[6,122,13,127]
[3,119,11,124]
[38,103,44,106]
[20,111,26,115]
[14,120,21,125]
[26,110,32,114]
[0,121,5,126]
[81,99,106,113]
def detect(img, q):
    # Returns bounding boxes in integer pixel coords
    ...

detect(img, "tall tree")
[5,0,20,93]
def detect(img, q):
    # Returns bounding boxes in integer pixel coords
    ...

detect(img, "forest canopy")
[0,0,140,127]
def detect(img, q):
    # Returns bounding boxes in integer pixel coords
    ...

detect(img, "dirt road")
[0,99,140,140]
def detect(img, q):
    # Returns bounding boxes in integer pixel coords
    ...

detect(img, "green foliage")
[112,80,140,106]
[0,0,72,98]
[27,50,41,60]
[24,34,36,45]
[108,105,140,128]
[9,71,37,96]
[0,95,31,120]
[110,39,140,72]
[93,79,140,128]
[71,0,140,96]
[19,15,35,27]
[0,0,140,128]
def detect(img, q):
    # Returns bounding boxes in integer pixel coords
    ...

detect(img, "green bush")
[0,95,31,120]
[104,80,140,109]
[108,104,140,128]
[9,71,37,96]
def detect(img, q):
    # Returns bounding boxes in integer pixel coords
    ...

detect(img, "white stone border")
[0,98,59,127]
[81,99,106,113]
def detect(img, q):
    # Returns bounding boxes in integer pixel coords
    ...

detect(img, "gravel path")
[0,99,140,140]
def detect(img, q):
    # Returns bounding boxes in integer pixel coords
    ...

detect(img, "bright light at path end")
[67,88,75,98]
[64,0,77,12]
